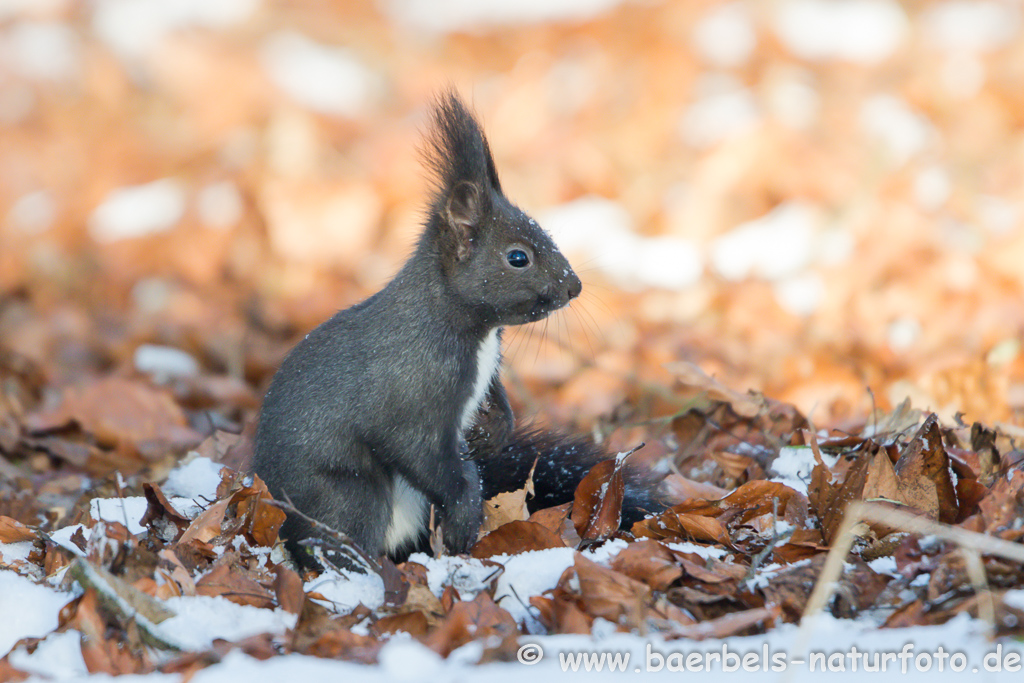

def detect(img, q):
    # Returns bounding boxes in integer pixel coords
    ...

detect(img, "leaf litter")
[3,365,1024,678]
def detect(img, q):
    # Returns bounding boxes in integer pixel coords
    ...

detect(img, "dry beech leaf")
[0,515,36,543]
[567,554,651,630]
[894,414,958,524]
[529,502,580,547]
[424,591,518,658]
[371,611,429,638]
[230,474,286,547]
[273,564,305,615]
[481,487,530,534]
[571,458,624,542]
[609,540,683,591]
[664,361,764,418]
[25,377,200,452]
[666,605,781,641]
[140,484,191,540]
[177,498,229,546]
[632,510,730,546]
[194,553,275,608]
[471,520,565,558]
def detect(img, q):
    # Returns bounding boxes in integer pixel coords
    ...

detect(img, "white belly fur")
[459,328,502,433]
[384,328,502,553]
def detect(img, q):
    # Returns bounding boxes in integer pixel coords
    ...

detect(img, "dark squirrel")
[252,92,663,568]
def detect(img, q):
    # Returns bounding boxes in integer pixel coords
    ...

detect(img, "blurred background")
[1,0,1023,442]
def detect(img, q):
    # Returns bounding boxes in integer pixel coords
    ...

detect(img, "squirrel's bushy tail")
[477,427,668,527]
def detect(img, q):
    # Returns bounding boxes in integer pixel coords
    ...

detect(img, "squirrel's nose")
[566,272,582,300]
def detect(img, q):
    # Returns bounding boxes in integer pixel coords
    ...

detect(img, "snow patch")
[773,272,824,316]
[0,572,73,657]
[382,0,626,33]
[491,548,575,626]
[773,0,907,63]
[260,31,379,118]
[922,1,1020,52]
[770,446,839,495]
[0,540,34,564]
[766,70,819,130]
[162,456,225,500]
[90,495,204,535]
[92,0,260,61]
[134,344,200,381]
[7,630,86,679]
[692,3,756,68]
[541,196,702,291]
[0,21,80,82]
[710,202,818,282]
[160,595,296,651]
[304,565,385,615]
[88,179,187,243]
[860,94,934,166]
[197,180,244,230]
[680,74,760,148]
[914,165,952,211]
[6,189,55,235]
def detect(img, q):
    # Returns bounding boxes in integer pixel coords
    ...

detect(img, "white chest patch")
[459,328,502,433]
[384,474,428,553]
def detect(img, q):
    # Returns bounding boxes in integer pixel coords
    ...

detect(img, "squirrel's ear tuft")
[445,181,481,261]
[423,91,502,200]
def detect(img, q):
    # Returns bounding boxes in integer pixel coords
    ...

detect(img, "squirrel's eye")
[506,249,530,268]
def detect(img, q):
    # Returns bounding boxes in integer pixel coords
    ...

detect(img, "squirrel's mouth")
[526,294,567,321]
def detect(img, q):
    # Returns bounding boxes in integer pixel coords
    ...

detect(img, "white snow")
[0,540,34,564]
[922,1,1021,53]
[408,553,497,600]
[0,571,73,657]
[87,179,187,243]
[773,0,907,64]
[868,555,899,576]
[859,94,934,166]
[541,196,703,291]
[259,31,379,118]
[766,70,819,130]
[91,0,260,61]
[773,272,824,317]
[50,523,89,556]
[914,165,952,212]
[692,3,756,68]
[378,637,445,680]
[666,541,729,560]
[382,0,626,33]
[0,0,72,20]
[493,548,576,626]
[5,189,56,235]
[162,456,225,500]
[7,630,86,679]
[710,202,818,282]
[196,181,244,230]
[90,495,205,535]
[159,595,297,651]
[977,195,1017,235]
[134,344,200,381]
[769,446,839,495]
[680,74,760,148]
[0,20,80,82]
[888,316,922,352]
[304,565,385,614]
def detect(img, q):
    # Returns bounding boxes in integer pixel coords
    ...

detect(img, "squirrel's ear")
[445,181,481,261]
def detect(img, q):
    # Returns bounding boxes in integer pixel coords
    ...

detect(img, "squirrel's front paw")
[441,490,482,554]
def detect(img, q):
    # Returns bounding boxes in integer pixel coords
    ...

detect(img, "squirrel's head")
[422,91,581,328]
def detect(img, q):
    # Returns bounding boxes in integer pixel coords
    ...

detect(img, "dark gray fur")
[252,92,582,566]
